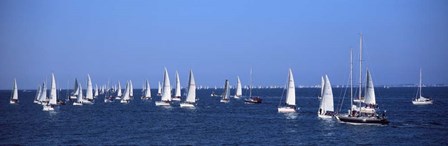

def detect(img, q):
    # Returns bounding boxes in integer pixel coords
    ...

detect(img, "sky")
[0,0,447,89]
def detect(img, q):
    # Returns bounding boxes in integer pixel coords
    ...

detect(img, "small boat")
[157,81,162,96]
[180,70,197,108]
[317,75,335,118]
[69,78,80,101]
[94,84,99,98]
[9,79,19,104]
[172,71,182,101]
[233,76,242,99]
[141,80,152,100]
[34,85,42,104]
[38,82,49,105]
[129,80,134,98]
[43,73,58,111]
[220,80,230,103]
[115,81,122,100]
[412,68,433,105]
[277,69,297,113]
[155,68,171,106]
[244,69,263,104]
[83,74,94,104]
[120,81,131,104]
[73,84,83,106]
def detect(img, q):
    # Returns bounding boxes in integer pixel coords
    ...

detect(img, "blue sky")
[0,0,447,89]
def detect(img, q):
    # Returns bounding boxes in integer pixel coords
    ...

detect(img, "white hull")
[220,99,229,103]
[104,99,112,103]
[318,114,333,119]
[69,96,77,100]
[73,102,83,106]
[180,103,195,108]
[172,97,181,101]
[115,97,121,100]
[33,100,40,104]
[278,107,296,113]
[43,105,55,111]
[233,95,241,99]
[412,100,433,105]
[120,100,130,104]
[155,101,170,106]
[9,100,18,104]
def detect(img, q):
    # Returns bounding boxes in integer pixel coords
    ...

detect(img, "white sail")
[285,68,296,106]
[320,76,324,97]
[144,80,151,98]
[175,71,181,97]
[77,84,83,103]
[39,82,48,102]
[121,81,131,101]
[129,80,134,97]
[158,81,162,95]
[35,85,42,102]
[319,75,334,114]
[235,76,242,97]
[11,79,18,101]
[364,70,376,105]
[116,81,122,97]
[49,74,57,105]
[73,78,80,96]
[94,84,99,97]
[185,70,196,103]
[222,80,230,100]
[161,68,172,101]
[85,74,94,100]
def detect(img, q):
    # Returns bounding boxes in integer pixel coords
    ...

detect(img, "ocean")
[1,87,447,145]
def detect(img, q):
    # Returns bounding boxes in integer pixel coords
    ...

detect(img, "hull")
[115,97,121,100]
[104,99,112,103]
[33,100,40,104]
[220,99,229,103]
[82,100,94,105]
[412,100,433,105]
[155,101,170,106]
[180,103,195,108]
[233,95,241,99]
[244,97,262,104]
[172,97,181,101]
[278,107,296,113]
[43,105,55,111]
[120,100,130,104]
[336,115,389,125]
[318,114,333,119]
[9,100,18,104]
[73,102,83,106]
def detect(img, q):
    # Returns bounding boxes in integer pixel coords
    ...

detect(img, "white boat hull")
[43,105,55,111]
[33,100,40,104]
[318,114,332,119]
[120,100,130,104]
[220,99,229,103]
[412,100,433,105]
[172,97,181,101]
[9,100,18,104]
[73,102,83,106]
[155,101,170,106]
[180,103,195,108]
[278,107,296,113]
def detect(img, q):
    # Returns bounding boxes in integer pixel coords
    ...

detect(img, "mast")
[350,49,353,112]
[249,68,253,97]
[419,68,422,97]
[358,33,363,102]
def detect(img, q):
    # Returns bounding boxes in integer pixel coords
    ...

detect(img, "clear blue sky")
[1,0,447,89]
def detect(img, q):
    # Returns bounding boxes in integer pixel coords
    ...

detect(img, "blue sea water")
[0,87,447,145]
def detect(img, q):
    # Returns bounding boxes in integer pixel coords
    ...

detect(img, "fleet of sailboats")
[277,68,297,113]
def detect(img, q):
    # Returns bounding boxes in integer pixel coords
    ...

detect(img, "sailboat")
[157,81,162,96]
[180,70,197,107]
[94,84,99,98]
[34,85,42,104]
[38,82,49,105]
[115,81,122,100]
[172,71,182,101]
[73,84,83,106]
[335,34,389,125]
[233,76,242,99]
[412,68,433,105]
[317,75,334,118]
[277,68,297,113]
[141,80,152,99]
[120,81,131,104]
[220,80,230,103]
[69,78,80,101]
[129,80,134,98]
[9,79,19,104]
[244,69,262,104]
[43,74,58,111]
[83,74,94,104]
[155,68,172,106]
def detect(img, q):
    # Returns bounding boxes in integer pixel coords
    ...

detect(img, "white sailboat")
[155,68,171,106]
[220,80,230,103]
[43,74,58,111]
[317,75,334,118]
[69,78,80,100]
[38,82,48,105]
[157,81,162,96]
[141,80,152,99]
[73,84,83,106]
[180,70,197,107]
[120,81,131,104]
[278,68,297,113]
[115,81,122,100]
[34,85,42,104]
[129,80,134,98]
[172,71,182,101]
[233,76,242,99]
[412,68,433,105]
[83,74,94,104]
[9,79,19,104]
[94,84,99,98]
